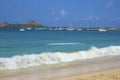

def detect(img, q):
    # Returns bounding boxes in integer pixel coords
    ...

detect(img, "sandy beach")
[0,56,120,80]
[55,68,120,80]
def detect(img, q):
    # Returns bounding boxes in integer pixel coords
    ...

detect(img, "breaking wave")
[0,46,120,70]
[48,42,81,46]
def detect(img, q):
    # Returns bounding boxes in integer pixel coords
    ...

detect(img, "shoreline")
[0,56,120,80]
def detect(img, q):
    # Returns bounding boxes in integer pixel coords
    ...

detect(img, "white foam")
[48,43,81,46]
[0,46,120,70]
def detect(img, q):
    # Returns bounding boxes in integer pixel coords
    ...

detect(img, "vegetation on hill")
[0,20,46,28]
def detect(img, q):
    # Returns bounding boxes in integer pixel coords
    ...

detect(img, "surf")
[0,46,120,70]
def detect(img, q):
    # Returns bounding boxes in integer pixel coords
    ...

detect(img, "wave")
[0,46,120,70]
[48,42,81,46]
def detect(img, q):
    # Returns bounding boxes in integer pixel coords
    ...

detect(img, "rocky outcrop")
[0,22,9,28]
[28,20,38,26]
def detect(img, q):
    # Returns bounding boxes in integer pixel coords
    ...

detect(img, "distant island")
[0,20,120,31]
[0,20,45,28]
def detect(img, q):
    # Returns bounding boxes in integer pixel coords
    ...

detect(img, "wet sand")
[55,68,120,80]
[0,56,120,80]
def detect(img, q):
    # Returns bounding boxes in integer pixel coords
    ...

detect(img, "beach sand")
[0,56,120,80]
[55,68,120,80]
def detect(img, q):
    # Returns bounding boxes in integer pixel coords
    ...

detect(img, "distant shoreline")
[0,21,120,31]
[0,26,120,31]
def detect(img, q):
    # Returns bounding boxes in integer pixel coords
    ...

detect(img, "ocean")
[0,28,120,70]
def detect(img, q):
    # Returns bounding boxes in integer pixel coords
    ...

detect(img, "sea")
[0,28,120,70]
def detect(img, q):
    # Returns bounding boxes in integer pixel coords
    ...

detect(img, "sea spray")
[0,46,120,70]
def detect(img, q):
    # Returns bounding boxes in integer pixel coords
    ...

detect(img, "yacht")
[66,28,74,31]
[26,27,32,30]
[98,29,107,32]
[77,28,82,31]
[19,28,25,32]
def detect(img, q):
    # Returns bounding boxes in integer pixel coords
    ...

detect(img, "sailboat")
[19,28,25,32]
[26,27,32,30]
[67,21,74,31]
[98,28,107,32]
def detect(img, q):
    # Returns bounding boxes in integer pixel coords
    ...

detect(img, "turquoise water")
[0,28,120,57]
[0,28,120,70]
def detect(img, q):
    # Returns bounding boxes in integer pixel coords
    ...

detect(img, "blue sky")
[0,0,120,27]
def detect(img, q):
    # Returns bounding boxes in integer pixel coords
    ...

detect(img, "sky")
[0,0,120,27]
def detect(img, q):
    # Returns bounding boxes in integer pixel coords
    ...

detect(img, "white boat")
[77,28,82,31]
[26,27,32,30]
[19,28,25,32]
[66,28,74,31]
[98,29,107,32]
[66,21,75,31]
[58,28,64,30]
[49,28,53,30]
[54,28,58,30]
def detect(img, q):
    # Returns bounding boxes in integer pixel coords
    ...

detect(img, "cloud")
[81,15,99,20]
[50,9,67,21]
[105,1,114,8]
[60,9,67,16]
